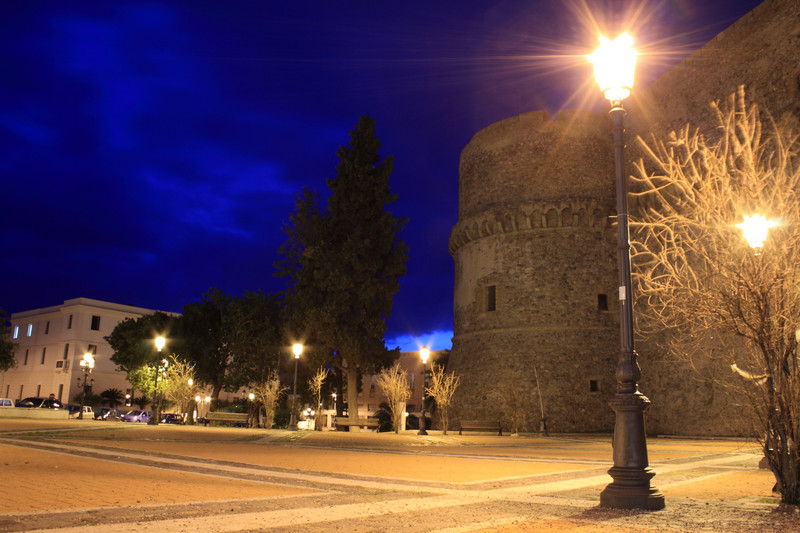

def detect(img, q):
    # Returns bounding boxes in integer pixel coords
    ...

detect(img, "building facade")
[1,298,164,405]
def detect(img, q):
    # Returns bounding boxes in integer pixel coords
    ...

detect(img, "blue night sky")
[1,0,762,351]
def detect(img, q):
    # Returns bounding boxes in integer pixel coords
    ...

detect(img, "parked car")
[121,409,150,423]
[160,413,184,425]
[15,397,64,409]
[94,408,124,421]
[0,398,13,408]
[66,405,94,418]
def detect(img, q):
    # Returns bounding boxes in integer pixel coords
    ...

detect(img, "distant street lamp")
[78,352,95,419]
[418,346,430,435]
[148,336,166,426]
[589,33,664,510]
[289,343,303,430]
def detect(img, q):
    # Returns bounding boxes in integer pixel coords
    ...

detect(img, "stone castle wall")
[449,0,799,436]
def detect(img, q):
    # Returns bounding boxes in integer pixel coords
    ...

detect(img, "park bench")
[459,419,502,436]
[334,416,379,430]
[204,411,248,426]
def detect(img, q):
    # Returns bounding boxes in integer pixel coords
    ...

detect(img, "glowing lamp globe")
[737,214,777,250]
[589,33,637,102]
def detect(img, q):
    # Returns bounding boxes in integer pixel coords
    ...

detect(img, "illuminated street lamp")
[418,346,430,435]
[589,33,664,510]
[78,352,95,419]
[737,214,777,253]
[289,343,303,430]
[148,336,167,426]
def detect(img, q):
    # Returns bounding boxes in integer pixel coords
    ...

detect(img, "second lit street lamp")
[289,343,303,431]
[589,33,664,510]
[418,346,430,435]
[148,336,167,426]
[78,352,95,419]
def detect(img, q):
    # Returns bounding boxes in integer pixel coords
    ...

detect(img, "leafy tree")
[100,388,124,408]
[426,364,460,435]
[182,289,283,406]
[0,308,17,372]
[277,116,408,431]
[376,364,411,433]
[106,311,177,374]
[132,395,150,409]
[630,88,800,504]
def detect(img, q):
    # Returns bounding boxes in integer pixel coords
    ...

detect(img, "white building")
[2,298,166,404]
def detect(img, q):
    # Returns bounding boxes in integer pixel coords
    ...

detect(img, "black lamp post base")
[600,466,665,510]
[600,391,664,510]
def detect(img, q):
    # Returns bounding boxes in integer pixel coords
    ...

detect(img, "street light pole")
[418,346,429,435]
[148,336,166,426]
[289,343,302,430]
[78,352,95,419]
[589,33,664,510]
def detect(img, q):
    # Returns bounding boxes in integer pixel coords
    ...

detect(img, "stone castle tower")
[448,0,800,435]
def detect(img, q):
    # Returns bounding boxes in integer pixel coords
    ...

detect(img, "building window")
[12,326,19,339]
[23,349,29,365]
[590,380,599,393]
[56,361,64,368]
[410,372,416,390]
[87,344,97,355]
[26,323,33,336]
[18,385,23,400]
[45,321,50,334]
[63,344,70,359]
[90,315,101,331]
[58,384,64,401]
[367,404,375,412]
[36,385,41,397]
[487,285,497,312]
[5,385,9,397]
[369,375,375,390]
[41,347,47,364]
[598,294,609,311]
[67,315,73,329]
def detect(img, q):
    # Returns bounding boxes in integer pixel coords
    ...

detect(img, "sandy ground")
[0,418,795,532]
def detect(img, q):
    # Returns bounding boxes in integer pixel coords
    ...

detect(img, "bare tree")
[163,355,196,421]
[252,373,287,429]
[375,364,411,433]
[308,367,328,431]
[494,386,527,436]
[630,87,800,504]
[426,364,460,435]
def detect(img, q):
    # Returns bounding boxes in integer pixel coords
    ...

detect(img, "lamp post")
[78,352,95,419]
[148,336,166,426]
[289,343,302,430]
[418,346,430,435]
[589,33,664,510]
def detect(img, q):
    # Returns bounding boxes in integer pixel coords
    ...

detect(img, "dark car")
[94,408,124,421]
[160,413,184,425]
[15,397,64,409]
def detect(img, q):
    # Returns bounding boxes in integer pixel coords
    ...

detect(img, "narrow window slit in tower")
[597,293,608,311]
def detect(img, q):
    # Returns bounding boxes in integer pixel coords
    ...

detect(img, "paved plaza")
[1,419,798,532]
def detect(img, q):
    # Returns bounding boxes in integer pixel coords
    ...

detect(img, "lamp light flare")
[737,214,778,250]
[589,33,637,102]
[155,336,166,351]
[292,343,303,358]
[420,346,430,364]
